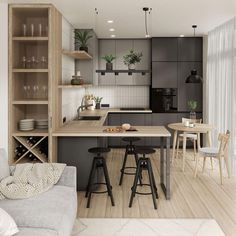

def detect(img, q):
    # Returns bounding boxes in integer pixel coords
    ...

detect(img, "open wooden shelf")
[62,49,92,60]
[13,37,49,41]
[12,100,48,105]
[58,84,93,89]
[13,69,48,73]
[12,130,49,137]
[96,69,150,76]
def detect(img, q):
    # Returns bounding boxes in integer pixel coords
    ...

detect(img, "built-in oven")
[151,88,177,113]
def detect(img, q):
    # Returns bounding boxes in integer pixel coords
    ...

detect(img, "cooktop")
[120,108,146,111]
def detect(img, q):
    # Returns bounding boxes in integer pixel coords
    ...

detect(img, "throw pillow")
[0,208,19,236]
[0,149,10,181]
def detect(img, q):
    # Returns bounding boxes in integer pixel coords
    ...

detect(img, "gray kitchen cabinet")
[115,40,133,85]
[152,62,178,88]
[151,113,178,147]
[108,113,121,146]
[152,38,178,62]
[178,62,202,112]
[178,37,202,62]
[58,137,103,190]
[133,39,151,85]
[98,39,116,85]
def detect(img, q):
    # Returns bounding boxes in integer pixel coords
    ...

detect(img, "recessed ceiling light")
[107,20,113,23]
[109,28,115,32]
[111,35,116,38]
[180,34,185,37]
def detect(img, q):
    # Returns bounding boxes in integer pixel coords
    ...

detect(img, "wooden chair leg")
[176,138,180,159]
[219,157,223,185]
[202,156,207,173]
[194,153,200,178]
[224,153,231,178]
[210,157,214,170]
[193,140,196,161]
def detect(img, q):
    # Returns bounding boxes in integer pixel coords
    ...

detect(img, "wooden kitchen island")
[53,109,171,199]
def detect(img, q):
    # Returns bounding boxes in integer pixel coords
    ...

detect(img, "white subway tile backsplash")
[87,86,149,108]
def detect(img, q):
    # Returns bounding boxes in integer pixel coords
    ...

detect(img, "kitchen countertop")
[52,108,171,137]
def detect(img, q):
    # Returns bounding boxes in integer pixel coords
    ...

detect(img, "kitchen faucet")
[77,97,93,118]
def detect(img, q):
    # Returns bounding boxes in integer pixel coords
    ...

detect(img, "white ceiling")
[4,0,236,38]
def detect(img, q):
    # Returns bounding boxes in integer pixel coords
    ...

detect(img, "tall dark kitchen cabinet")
[151,37,203,146]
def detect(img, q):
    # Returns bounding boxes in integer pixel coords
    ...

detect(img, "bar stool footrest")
[131,183,154,195]
[91,182,112,194]
[121,166,137,175]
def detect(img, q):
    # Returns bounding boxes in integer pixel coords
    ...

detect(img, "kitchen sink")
[74,116,102,121]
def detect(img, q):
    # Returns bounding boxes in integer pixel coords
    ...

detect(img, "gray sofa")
[0,166,77,236]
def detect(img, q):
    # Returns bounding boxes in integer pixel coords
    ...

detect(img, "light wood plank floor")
[78,148,236,236]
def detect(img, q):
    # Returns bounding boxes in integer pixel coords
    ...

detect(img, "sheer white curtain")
[206,17,236,174]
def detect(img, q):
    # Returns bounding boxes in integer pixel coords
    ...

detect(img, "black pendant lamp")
[185,25,203,83]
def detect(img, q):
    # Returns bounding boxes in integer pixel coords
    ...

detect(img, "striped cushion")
[179,133,197,140]
[199,147,219,157]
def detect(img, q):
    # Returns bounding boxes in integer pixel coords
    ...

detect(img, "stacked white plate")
[19,119,35,131]
[35,119,48,129]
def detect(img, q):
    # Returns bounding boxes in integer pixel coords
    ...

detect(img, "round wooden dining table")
[168,123,213,172]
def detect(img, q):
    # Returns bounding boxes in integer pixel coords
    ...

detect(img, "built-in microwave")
[151,88,177,113]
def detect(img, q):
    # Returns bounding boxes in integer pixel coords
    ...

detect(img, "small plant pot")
[189,111,196,119]
[106,62,113,71]
[128,64,135,70]
[71,78,84,85]
[79,46,88,52]
[95,103,101,109]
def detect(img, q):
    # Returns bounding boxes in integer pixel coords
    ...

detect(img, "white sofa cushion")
[0,207,19,236]
[0,185,77,236]
[0,149,10,181]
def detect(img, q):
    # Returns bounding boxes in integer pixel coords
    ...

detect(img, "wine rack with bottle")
[14,136,48,163]
[9,4,62,164]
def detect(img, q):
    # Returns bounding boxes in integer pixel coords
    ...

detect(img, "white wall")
[61,17,85,122]
[0,3,8,151]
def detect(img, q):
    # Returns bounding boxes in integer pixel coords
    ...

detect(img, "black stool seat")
[85,147,114,208]
[122,137,141,143]
[129,147,158,209]
[135,148,156,155]
[88,147,110,154]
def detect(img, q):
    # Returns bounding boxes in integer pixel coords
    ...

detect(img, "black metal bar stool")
[85,147,115,208]
[129,147,158,209]
[119,137,141,186]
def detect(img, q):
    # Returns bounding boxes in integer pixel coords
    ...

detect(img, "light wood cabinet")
[9,4,62,164]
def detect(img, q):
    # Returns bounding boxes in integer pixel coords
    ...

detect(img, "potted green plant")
[74,29,93,52]
[188,100,198,119]
[93,96,103,109]
[101,54,116,70]
[123,49,142,70]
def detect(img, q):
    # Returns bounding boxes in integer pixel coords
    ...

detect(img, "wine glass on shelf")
[40,56,47,69]
[38,23,42,37]
[26,58,31,69]
[22,24,27,36]
[33,85,39,99]
[42,85,48,99]
[23,85,31,99]
[30,24,34,37]
[22,56,26,68]
[31,56,38,69]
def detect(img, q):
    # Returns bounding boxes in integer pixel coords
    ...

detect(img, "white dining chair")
[194,130,231,185]
[176,118,202,160]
